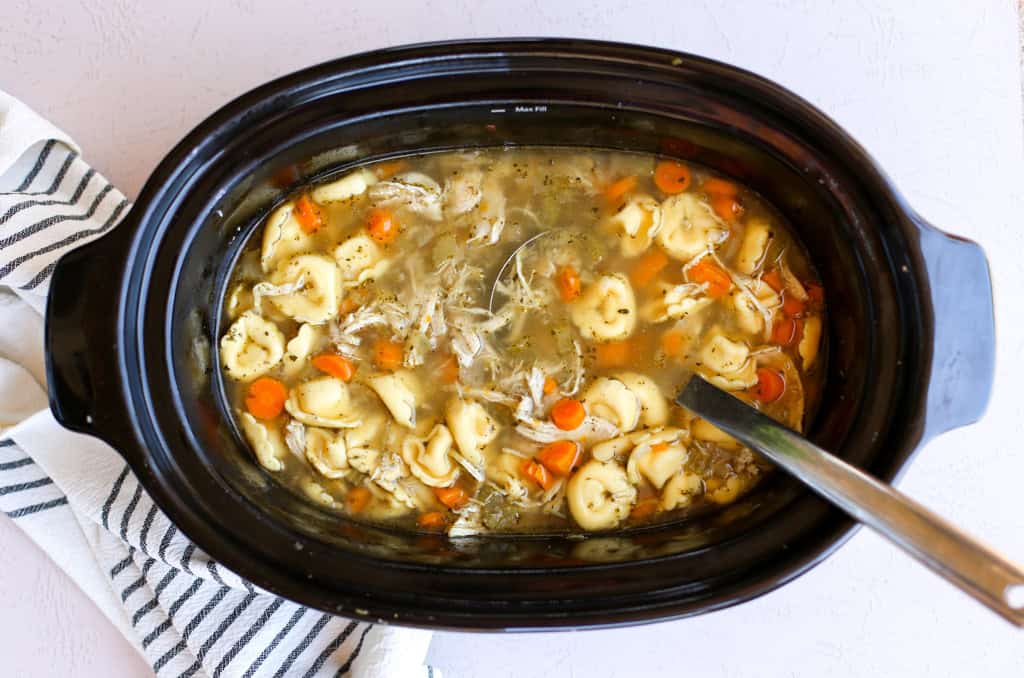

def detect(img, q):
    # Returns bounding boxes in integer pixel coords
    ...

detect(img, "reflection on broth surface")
[219,148,825,535]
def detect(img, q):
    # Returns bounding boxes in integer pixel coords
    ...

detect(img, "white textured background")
[2,1,1023,676]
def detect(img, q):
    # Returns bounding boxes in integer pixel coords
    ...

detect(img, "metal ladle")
[678,375,1024,626]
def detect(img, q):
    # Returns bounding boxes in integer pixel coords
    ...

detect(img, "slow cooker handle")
[45,226,134,450]
[915,218,996,440]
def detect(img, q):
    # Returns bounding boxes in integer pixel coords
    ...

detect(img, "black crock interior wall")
[166,99,902,568]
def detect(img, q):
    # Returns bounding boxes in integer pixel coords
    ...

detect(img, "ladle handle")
[678,376,1024,627]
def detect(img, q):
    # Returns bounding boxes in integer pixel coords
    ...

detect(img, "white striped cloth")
[0,91,436,678]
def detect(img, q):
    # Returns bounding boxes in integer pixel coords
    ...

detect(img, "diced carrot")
[651,442,670,454]
[630,249,669,288]
[434,485,469,510]
[537,440,581,476]
[439,354,460,384]
[555,266,582,302]
[702,177,739,198]
[293,194,323,234]
[806,282,824,304]
[661,329,685,357]
[781,294,806,317]
[687,258,732,298]
[654,160,693,194]
[366,208,399,244]
[373,159,408,179]
[630,498,660,520]
[245,377,288,420]
[417,511,447,530]
[603,175,638,203]
[373,338,404,371]
[521,459,556,490]
[762,269,784,292]
[338,295,360,316]
[312,353,356,382]
[543,376,558,395]
[551,398,586,431]
[771,317,804,346]
[711,194,744,222]
[346,487,371,513]
[595,339,632,368]
[751,367,786,403]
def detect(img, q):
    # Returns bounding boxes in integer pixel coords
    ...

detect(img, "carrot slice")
[702,177,739,198]
[551,398,586,431]
[338,295,360,316]
[711,194,744,222]
[366,208,399,244]
[595,339,632,368]
[417,511,447,530]
[312,353,356,382]
[661,329,685,357]
[245,377,288,420]
[603,175,637,203]
[630,498,660,520]
[373,338,404,371]
[346,487,371,513]
[630,249,669,288]
[751,367,785,403]
[521,459,556,490]
[293,194,323,234]
[537,440,581,476]
[771,317,804,346]
[654,160,692,194]
[555,266,582,302]
[781,294,806,317]
[373,159,409,179]
[762,269,784,292]
[687,258,732,298]
[543,376,558,395]
[434,485,468,510]
[439,354,460,384]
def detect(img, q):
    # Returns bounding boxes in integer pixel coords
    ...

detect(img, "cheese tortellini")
[612,372,669,428]
[570,274,636,341]
[304,427,348,478]
[605,193,662,257]
[265,255,342,324]
[311,168,377,203]
[332,235,390,288]
[366,370,420,429]
[261,201,315,273]
[285,376,361,428]
[698,332,757,390]
[240,413,287,472]
[566,460,636,530]
[656,193,728,261]
[220,311,286,381]
[445,397,499,467]
[582,378,641,432]
[401,424,459,487]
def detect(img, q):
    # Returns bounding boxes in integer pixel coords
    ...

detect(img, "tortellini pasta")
[566,460,636,530]
[345,410,386,474]
[305,427,348,478]
[443,169,484,216]
[310,168,377,203]
[401,424,459,487]
[735,218,772,274]
[570,274,636,341]
[240,413,287,472]
[656,193,727,261]
[285,376,361,428]
[365,370,420,429]
[261,201,315,273]
[332,235,391,288]
[220,311,285,381]
[640,282,713,324]
[698,332,757,390]
[368,171,443,221]
[729,280,780,335]
[266,255,342,324]
[605,193,662,257]
[612,372,669,428]
[445,397,499,467]
[282,324,323,379]
[661,471,704,510]
[799,315,823,370]
[626,437,688,489]
[582,378,641,432]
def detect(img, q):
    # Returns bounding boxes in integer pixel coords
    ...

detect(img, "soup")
[218,148,824,535]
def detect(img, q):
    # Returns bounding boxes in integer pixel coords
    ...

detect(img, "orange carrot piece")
[654,160,692,194]
[805,282,824,304]
[373,159,409,179]
[661,329,685,357]
[771,317,804,346]
[555,266,582,302]
[751,367,786,403]
[373,338,404,371]
[762,269,784,292]
[346,487,371,513]
[702,177,739,198]
[595,339,632,368]
[439,354,460,384]
[312,353,356,382]
[293,194,324,234]
[543,376,558,395]
[366,208,399,244]
[781,294,806,317]
[711,194,744,222]
[537,440,581,476]
[338,295,360,316]
[603,175,638,203]
[521,459,556,490]
[630,498,660,520]
[687,258,732,298]
[417,511,447,530]
[245,377,288,420]
[434,485,469,510]
[551,398,586,431]
[630,249,669,288]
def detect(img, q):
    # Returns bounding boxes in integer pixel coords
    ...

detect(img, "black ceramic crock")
[44,39,995,629]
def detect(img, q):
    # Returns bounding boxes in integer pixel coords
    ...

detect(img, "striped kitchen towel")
[0,90,436,677]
